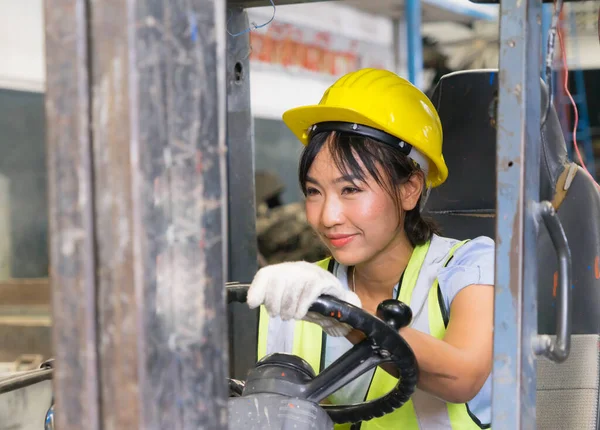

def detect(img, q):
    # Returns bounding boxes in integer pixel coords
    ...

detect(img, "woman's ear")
[399,172,424,211]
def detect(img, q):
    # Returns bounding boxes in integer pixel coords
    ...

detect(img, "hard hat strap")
[308,121,430,184]
[308,121,413,156]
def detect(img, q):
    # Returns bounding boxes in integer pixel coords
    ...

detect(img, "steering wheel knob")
[376,299,412,331]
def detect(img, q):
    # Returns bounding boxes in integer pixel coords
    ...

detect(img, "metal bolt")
[379,350,391,358]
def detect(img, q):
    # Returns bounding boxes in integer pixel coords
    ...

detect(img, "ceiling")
[230,0,330,6]
[344,0,474,23]
[231,0,499,25]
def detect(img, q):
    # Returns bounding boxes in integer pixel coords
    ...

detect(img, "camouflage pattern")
[255,201,329,266]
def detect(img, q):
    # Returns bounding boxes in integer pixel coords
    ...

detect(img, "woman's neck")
[352,232,415,302]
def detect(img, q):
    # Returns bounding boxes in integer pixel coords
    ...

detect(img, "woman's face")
[304,141,421,267]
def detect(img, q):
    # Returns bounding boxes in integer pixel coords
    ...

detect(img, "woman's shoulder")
[431,234,495,303]
[431,233,495,263]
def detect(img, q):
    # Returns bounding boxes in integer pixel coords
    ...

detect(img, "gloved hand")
[247,261,362,337]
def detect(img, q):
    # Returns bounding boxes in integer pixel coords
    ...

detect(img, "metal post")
[392,18,409,79]
[225,8,259,380]
[45,0,229,428]
[541,3,552,75]
[405,0,423,88]
[45,1,100,428]
[493,0,542,428]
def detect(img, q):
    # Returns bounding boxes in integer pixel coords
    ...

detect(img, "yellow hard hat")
[282,68,447,187]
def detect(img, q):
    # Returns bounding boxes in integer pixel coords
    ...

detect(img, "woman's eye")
[305,187,320,196]
[342,186,361,195]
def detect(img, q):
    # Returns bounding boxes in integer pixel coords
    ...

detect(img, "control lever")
[376,300,413,331]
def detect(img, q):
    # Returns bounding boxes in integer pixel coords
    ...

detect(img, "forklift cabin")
[1,0,599,429]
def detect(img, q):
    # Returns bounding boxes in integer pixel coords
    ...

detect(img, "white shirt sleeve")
[437,235,495,311]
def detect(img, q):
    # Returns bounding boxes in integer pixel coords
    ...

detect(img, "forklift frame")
[42,0,550,428]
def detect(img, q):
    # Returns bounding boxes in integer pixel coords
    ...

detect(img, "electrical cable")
[541,0,565,128]
[227,0,276,37]
[556,15,600,188]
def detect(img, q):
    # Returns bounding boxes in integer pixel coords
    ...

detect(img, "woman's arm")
[398,283,493,403]
[345,283,493,404]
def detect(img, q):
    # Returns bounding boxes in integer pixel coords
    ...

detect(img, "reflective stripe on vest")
[257,239,490,430]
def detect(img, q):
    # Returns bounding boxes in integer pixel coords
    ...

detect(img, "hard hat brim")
[282,104,447,188]
[283,105,382,146]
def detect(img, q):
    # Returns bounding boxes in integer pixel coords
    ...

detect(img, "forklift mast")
[41,0,585,429]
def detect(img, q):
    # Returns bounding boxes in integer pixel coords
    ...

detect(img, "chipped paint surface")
[493,0,542,428]
[44,1,101,429]
[129,1,229,428]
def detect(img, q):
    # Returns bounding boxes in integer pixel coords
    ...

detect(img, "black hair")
[298,131,439,246]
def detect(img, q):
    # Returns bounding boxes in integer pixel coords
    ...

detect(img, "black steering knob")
[376,299,412,331]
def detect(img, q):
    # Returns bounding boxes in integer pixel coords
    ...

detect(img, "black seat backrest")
[427,68,600,429]
[426,68,600,335]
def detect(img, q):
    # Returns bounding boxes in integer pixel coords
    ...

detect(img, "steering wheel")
[226,283,419,425]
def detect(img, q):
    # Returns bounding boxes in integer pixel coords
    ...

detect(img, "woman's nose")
[320,195,344,227]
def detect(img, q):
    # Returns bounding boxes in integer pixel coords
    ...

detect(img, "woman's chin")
[328,248,364,267]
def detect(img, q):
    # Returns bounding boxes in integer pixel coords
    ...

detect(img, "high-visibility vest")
[257,239,491,429]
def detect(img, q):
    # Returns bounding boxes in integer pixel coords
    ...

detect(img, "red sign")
[249,22,360,76]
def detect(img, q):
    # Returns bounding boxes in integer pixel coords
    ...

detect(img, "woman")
[247,68,494,429]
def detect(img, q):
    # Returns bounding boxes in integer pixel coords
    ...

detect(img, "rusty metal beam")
[493,0,542,428]
[88,2,139,427]
[45,0,229,429]
[45,0,100,428]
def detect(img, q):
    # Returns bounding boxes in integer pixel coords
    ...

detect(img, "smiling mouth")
[326,234,357,248]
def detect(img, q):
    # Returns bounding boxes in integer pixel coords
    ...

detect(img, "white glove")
[247,261,362,337]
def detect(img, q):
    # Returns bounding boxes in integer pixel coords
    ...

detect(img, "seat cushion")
[536,334,599,429]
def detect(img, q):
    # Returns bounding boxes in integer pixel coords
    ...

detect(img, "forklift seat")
[428,69,600,429]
